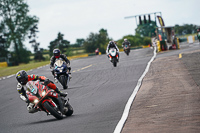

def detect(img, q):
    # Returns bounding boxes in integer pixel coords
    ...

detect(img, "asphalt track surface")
[1,42,199,133]
[0,48,154,133]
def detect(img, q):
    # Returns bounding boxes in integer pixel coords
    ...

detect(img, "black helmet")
[53,49,60,58]
[109,41,115,47]
[16,70,28,85]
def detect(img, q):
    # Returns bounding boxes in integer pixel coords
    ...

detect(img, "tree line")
[174,24,199,36]
[0,0,38,64]
[1,0,199,66]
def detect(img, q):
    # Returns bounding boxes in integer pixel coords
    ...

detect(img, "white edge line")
[7,74,15,78]
[113,47,157,133]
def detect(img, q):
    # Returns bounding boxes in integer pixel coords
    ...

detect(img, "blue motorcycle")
[54,59,70,89]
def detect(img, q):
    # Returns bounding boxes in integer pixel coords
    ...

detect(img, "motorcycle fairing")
[54,59,68,74]
[109,48,117,57]
[26,80,59,110]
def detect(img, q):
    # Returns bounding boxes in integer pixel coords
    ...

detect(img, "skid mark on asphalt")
[72,64,93,73]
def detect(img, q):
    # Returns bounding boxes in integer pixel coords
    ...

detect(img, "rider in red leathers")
[16,70,67,113]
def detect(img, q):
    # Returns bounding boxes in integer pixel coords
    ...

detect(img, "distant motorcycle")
[108,48,119,67]
[54,59,70,89]
[95,48,99,55]
[124,45,130,56]
[26,80,73,120]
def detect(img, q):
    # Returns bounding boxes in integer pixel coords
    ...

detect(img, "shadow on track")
[26,118,59,125]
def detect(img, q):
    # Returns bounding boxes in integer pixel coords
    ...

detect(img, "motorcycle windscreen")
[54,60,64,67]
[54,60,66,73]
[26,81,38,95]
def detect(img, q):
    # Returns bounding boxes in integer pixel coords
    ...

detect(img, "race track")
[0,48,154,133]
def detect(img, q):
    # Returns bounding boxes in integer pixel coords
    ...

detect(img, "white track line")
[113,47,157,133]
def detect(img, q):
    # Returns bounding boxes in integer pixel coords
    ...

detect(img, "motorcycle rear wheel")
[43,101,63,120]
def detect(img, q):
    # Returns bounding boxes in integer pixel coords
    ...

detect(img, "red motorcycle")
[26,80,73,119]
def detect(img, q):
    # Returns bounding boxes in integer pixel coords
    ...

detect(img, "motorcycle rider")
[197,28,200,44]
[16,70,67,113]
[122,38,131,51]
[95,48,99,55]
[50,49,71,83]
[106,41,119,61]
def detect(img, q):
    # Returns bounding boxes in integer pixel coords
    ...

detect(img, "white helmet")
[124,38,127,41]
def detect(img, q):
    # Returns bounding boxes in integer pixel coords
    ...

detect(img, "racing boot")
[54,77,58,83]
[68,72,72,80]
[55,87,68,97]
[51,70,58,83]
[67,67,72,80]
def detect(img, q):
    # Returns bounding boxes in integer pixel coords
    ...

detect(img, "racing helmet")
[109,41,115,47]
[124,38,127,42]
[53,49,60,58]
[16,70,28,85]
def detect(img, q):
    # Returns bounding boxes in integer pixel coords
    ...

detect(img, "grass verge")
[0,53,91,78]
[0,61,50,78]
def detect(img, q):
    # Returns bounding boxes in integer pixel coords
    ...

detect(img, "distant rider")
[122,38,131,51]
[16,70,67,113]
[50,49,71,83]
[106,41,119,61]
[95,48,99,55]
[197,28,200,44]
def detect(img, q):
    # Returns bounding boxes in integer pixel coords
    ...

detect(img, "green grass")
[0,46,143,78]
[0,53,89,78]
[72,49,85,54]
[0,61,50,78]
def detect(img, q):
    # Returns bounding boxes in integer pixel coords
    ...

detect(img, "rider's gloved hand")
[43,78,54,85]
[25,99,30,103]
[20,95,30,103]
[20,94,28,102]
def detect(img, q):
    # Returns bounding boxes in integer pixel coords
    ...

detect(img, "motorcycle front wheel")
[125,50,129,56]
[113,59,117,67]
[64,102,73,116]
[43,101,63,120]
[126,51,129,56]
[59,75,68,89]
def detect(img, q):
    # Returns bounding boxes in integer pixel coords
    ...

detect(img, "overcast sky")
[26,0,200,51]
